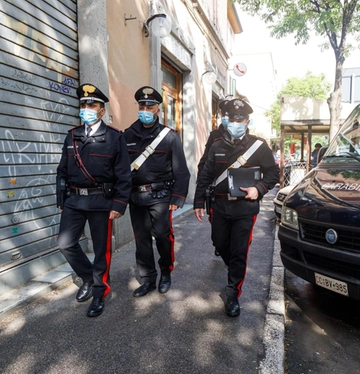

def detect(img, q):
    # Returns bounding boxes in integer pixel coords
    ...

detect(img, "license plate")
[315,272,349,296]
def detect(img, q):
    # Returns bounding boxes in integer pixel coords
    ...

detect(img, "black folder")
[228,166,261,197]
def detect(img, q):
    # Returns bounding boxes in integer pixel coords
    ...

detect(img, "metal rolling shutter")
[0,0,79,273]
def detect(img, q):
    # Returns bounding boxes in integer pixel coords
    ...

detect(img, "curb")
[259,225,285,374]
[0,264,75,321]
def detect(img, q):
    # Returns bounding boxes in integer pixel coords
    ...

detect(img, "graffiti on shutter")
[0,0,79,271]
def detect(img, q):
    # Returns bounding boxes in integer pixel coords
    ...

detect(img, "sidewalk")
[0,204,192,321]
[0,190,284,374]
[0,205,193,321]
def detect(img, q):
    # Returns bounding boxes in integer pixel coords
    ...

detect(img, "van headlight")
[281,206,299,230]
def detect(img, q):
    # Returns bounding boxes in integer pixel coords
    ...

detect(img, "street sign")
[233,62,247,76]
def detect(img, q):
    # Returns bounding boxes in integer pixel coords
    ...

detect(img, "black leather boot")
[225,297,240,317]
[133,282,156,297]
[76,281,93,302]
[87,297,105,317]
[158,275,171,294]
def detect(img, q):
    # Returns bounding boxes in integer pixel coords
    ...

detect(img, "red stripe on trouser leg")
[236,214,257,298]
[168,211,175,273]
[102,218,113,299]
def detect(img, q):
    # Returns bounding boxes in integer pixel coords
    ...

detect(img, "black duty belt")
[133,184,152,192]
[215,193,244,201]
[133,182,167,193]
[70,186,102,196]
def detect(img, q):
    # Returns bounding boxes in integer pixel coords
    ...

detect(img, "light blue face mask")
[79,108,99,125]
[221,116,229,128]
[227,122,247,138]
[138,111,155,125]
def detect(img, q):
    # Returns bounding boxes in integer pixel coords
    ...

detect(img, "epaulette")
[248,133,266,143]
[107,125,121,133]
[164,125,177,133]
[159,125,178,134]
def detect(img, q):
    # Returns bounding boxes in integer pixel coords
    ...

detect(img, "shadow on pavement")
[0,193,278,374]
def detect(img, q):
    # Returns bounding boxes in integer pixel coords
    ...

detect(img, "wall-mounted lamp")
[143,13,172,38]
[202,62,217,85]
[125,12,172,38]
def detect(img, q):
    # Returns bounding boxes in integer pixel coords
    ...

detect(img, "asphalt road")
[284,268,360,374]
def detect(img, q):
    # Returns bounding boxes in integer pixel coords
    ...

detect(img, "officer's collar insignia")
[234,99,245,109]
[83,85,96,97]
[142,88,154,99]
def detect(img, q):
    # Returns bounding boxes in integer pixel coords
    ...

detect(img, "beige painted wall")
[79,0,238,204]
[107,0,151,131]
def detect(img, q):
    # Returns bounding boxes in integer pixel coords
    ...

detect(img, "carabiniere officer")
[57,83,132,318]
[194,98,279,317]
[124,86,190,298]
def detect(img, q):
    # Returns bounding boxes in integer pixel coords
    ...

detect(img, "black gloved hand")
[160,189,168,197]
[151,189,168,199]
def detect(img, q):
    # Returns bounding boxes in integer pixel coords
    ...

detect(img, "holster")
[102,182,115,199]
[59,178,68,209]
[205,184,215,215]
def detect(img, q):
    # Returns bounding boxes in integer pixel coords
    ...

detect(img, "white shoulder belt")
[215,139,263,186]
[131,127,171,171]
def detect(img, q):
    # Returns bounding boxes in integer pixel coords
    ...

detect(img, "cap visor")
[80,97,105,103]
[138,100,159,106]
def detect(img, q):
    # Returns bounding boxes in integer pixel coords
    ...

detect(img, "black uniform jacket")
[124,118,190,208]
[57,121,132,214]
[194,131,279,216]
[197,124,226,178]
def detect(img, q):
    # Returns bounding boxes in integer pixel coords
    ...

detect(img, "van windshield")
[323,115,360,164]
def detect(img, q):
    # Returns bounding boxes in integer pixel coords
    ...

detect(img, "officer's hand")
[109,210,122,220]
[194,208,204,222]
[240,186,259,200]
[169,204,178,211]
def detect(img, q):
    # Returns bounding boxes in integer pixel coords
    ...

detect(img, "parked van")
[278,104,360,300]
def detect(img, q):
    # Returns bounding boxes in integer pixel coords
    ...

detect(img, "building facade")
[0,0,242,294]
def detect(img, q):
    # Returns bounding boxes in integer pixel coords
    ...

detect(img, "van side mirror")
[318,146,328,164]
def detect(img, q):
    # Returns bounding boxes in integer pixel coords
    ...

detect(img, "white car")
[273,185,295,220]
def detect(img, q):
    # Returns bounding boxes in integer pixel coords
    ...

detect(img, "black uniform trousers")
[211,207,257,299]
[58,206,113,299]
[129,201,174,283]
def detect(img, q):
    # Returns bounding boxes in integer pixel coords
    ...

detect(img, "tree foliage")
[266,72,331,135]
[279,72,331,99]
[233,0,360,140]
